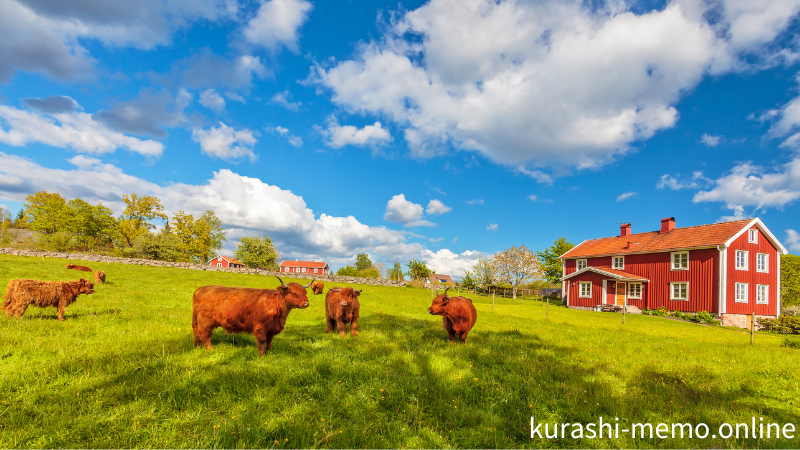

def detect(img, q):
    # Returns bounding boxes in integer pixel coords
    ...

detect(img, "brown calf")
[66,263,92,272]
[3,279,95,321]
[325,287,361,337]
[427,287,477,344]
[192,277,312,355]
[94,270,106,284]
[310,281,324,295]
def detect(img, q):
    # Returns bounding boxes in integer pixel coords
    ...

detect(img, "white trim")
[562,260,568,306]
[628,282,642,299]
[602,280,607,304]
[735,250,749,271]
[559,239,590,259]
[719,246,727,314]
[735,282,748,303]
[576,259,587,270]
[612,255,625,270]
[748,229,758,243]
[756,284,769,305]
[560,266,649,282]
[670,282,689,301]
[560,245,719,260]
[579,281,592,298]
[671,251,689,270]
[756,253,768,273]
[724,218,788,255]
[777,254,782,316]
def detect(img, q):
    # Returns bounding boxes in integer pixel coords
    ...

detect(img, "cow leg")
[325,315,334,333]
[459,330,470,344]
[254,326,268,355]
[57,301,67,321]
[265,333,276,351]
[443,317,456,344]
[350,313,359,337]
[337,320,347,338]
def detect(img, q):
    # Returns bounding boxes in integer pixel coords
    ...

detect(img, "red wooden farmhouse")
[208,255,246,269]
[279,260,329,275]
[560,217,788,328]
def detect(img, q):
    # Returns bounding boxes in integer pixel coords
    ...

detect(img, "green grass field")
[1,254,799,448]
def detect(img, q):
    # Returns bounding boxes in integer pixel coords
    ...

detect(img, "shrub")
[358,268,380,279]
[653,306,669,317]
[37,231,75,252]
[406,279,425,289]
[782,337,800,349]
[760,316,800,335]
[782,305,800,317]
[695,310,715,325]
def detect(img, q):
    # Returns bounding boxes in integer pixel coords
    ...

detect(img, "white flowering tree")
[490,245,542,299]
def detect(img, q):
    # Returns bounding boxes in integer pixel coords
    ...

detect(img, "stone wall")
[720,313,776,330]
[0,247,436,289]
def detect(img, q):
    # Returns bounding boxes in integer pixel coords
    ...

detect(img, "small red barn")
[279,260,329,275]
[560,217,788,328]
[208,255,246,269]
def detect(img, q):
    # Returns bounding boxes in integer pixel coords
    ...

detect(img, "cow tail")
[2,283,15,309]
[192,311,198,329]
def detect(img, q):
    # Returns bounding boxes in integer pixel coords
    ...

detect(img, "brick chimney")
[620,223,631,237]
[660,217,675,233]
[626,241,634,249]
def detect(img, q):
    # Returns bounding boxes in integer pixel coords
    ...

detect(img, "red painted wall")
[726,227,779,316]
[565,271,606,307]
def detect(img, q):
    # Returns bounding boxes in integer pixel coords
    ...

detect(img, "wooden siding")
[566,272,606,307]
[726,227,780,316]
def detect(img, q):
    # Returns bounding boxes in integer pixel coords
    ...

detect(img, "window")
[217,263,222,267]
[579,282,592,298]
[612,256,624,270]
[735,282,749,303]
[757,285,769,304]
[735,250,749,270]
[577,259,587,270]
[757,253,768,273]
[749,229,758,244]
[628,283,642,299]
[302,268,306,273]
[670,282,688,300]
[671,252,689,270]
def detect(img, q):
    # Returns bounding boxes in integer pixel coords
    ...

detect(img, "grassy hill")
[1,254,798,448]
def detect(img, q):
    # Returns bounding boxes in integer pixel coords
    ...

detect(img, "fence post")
[750,312,755,345]
[492,290,495,312]
[546,297,549,321]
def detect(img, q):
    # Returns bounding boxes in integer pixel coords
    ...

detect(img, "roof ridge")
[580,218,753,242]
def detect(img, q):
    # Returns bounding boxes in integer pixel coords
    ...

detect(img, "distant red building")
[280,260,329,275]
[208,255,246,269]
[560,217,787,328]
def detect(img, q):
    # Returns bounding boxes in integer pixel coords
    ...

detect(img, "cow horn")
[329,288,341,292]
[275,276,287,288]
[354,289,362,294]
[303,280,314,288]
[435,289,438,296]
[444,286,450,296]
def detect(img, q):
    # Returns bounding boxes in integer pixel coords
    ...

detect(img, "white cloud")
[384,194,423,223]
[0,105,163,156]
[313,0,800,174]
[528,195,537,202]
[429,237,443,243]
[426,199,452,215]
[225,92,246,103]
[266,124,303,147]
[657,172,709,190]
[786,229,800,252]
[270,90,301,111]
[243,0,313,53]
[616,191,638,202]
[320,117,392,149]
[93,88,192,138]
[199,89,226,113]
[487,223,498,231]
[452,237,457,244]
[699,133,722,146]
[465,198,483,205]
[693,160,800,209]
[421,248,487,278]
[192,122,258,161]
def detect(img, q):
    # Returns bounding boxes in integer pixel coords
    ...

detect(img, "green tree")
[406,259,431,281]
[65,199,117,250]
[23,191,70,235]
[118,193,168,247]
[234,235,280,269]
[355,253,373,271]
[472,258,494,289]
[198,210,227,261]
[13,209,26,228]
[782,254,800,307]
[358,267,380,278]
[537,237,575,284]
[336,265,360,276]
[388,262,404,281]
[0,206,13,245]
[461,270,477,290]
[490,245,542,299]
[132,230,185,262]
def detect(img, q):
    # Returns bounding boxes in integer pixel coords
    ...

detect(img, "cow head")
[275,276,310,309]
[428,287,451,315]
[311,281,325,295]
[66,263,75,269]
[331,287,361,308]
[79,279,95,294]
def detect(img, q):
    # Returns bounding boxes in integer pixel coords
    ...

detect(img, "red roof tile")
[280,260,328,268]
[561,219,752,258]
[562,267,649,281]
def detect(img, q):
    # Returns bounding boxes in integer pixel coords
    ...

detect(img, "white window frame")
[579,282,592,298]
[749,229,758,244]
[735,250,749,271]
[671,251,689,270]
[628,282,642,299]
[756,284,769,304]
[612,256,624,270]
[735,282,748,303]
[670,282,689,301]
[217,263,222,267]
[576,259,587,270]
[756,253,768,273]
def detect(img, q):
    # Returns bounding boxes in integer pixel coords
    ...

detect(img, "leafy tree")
[389,262,404,281]
[13,209,26,228]
[783,254,800,307]
[198,210,227,261]
[118,193,168,247]
[491,245,542,299]
[132,230,185,262]
[172,210,226,264]
[336,265,359,276]
[358,267,380,278]
[472,258,494,289]
[355,253,373,271]
[537,237,575,284]
[234,235,280,269]
[0,206,13,244]
[406,259,431,281]
[66,199,119,250]
[461,270,477,290]
[24,191,70,235]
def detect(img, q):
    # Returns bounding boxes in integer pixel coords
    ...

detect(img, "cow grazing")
[192,276,313,355]
[94,270,106,284]
[427,287,477,344]
[66,263,92,272]
[3,279,95,321]
[310,281,324,295]
[325,287,361,337]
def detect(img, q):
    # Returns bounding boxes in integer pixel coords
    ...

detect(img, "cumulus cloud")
[616,191,638,202]
[426,199,451,215]
[421,248,487,278]
[0,104,163,156]
[192,122,258,161]
[383,194,436,228]
[312,0,800,174]
[429,237,443,243]
[487,223,498,231]
[93,88,191,138]
[693,160,800,210]
[699,133,723,146]
[465,198,483,205]
[657,171,709,190]
[199,89,225,113]
[319,117,392,149]
[270,90,301,111]
[242,0,313,53]
[266,124,303,147]
[786,229,800,252]
[22,96,79,114]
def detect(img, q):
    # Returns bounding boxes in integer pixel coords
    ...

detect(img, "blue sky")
[1,0,800,276]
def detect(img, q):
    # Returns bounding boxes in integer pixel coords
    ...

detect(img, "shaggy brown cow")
[66,263,92,272]
[192,276,313,355]
[3,279,95,321]
[94,270,106,284]
[325,287,361,337]
[427,287,477,344]
[310,281,324,295]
